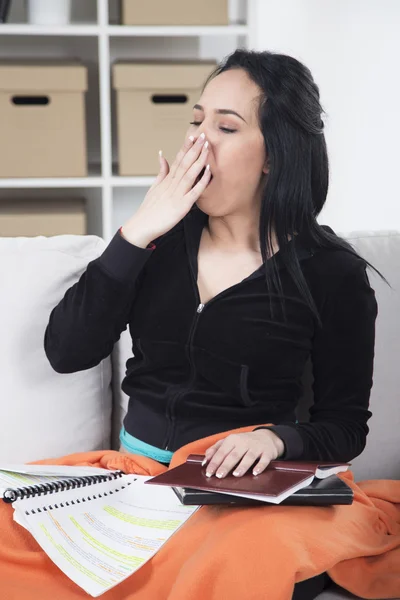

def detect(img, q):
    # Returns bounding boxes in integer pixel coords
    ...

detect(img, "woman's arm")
[255,258,378,462]
[44,229,155,374]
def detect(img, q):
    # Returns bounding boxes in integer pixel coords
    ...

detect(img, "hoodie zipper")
[163,301,205,450]
[163,273,260,450]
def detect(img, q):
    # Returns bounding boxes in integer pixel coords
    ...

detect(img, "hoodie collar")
[183,206,316,283]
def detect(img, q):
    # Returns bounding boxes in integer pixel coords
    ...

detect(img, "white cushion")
[0,234,111,462]
[344,231,400,480]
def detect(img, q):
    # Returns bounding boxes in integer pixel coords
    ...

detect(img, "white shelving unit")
[0,0,256,243]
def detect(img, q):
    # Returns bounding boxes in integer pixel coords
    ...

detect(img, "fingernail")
[202,458,207,466]
[206,471,212,477]
[253,469,260,475]
[204,141,209,149]
[233,471,240,477]
[159,150,163,157]
[206,164,210,172]
[200,132,206,140]
[216,471,225,479]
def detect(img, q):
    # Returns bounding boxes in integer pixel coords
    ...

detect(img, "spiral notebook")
[1,464,199,597]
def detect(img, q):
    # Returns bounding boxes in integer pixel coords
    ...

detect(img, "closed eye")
[189,121,237,134]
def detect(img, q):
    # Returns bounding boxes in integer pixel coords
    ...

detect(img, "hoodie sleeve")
[44,229,156,374]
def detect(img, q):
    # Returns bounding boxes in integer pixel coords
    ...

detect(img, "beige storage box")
[113,61,216,176]
[0,198,87,236]
[0,62,88,178]
[121,0,229,26]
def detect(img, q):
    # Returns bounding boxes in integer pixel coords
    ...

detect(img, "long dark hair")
[202,49,386,322]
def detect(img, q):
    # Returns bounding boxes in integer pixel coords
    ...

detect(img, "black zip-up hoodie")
[44,207,377,462]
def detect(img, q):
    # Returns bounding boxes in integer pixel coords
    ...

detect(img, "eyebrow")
[193,104,247,123]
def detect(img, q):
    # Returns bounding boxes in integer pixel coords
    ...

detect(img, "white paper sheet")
[13,474,199,597]
[0,464,117,477]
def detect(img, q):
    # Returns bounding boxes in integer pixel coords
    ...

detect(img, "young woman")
[44,49,379,599]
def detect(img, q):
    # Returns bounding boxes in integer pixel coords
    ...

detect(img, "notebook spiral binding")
[3,470,125,505]
[23,478,134,516]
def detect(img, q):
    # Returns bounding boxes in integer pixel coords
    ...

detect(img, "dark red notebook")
[145,454,352,505]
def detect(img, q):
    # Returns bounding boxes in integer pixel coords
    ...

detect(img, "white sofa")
[0,230,399,600]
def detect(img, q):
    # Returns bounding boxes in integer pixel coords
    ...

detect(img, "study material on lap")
[0,464,199,597]
[0,457,351,597]
[146,454,353,505]
[0,445,398,600]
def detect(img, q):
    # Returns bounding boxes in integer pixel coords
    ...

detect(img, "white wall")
[254,0,400,232]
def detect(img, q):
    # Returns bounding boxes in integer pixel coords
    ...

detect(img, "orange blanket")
[1,424,399,600]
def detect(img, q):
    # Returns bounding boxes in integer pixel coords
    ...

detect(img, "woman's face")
[186,68,268,216]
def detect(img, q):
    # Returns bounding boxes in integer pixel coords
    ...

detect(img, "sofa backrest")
[296,231,400,480]
[0,234,113,463]
[1,230,398,476]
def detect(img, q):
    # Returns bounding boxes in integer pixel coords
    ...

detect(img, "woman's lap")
[0,497,331,599]
[0,448,396,600]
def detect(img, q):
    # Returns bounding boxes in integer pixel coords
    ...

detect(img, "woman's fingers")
[203,432,278,478]
[231,451,272,477]
[169,133,207,187]
[250,454,272,476]
[152,132,210,202]
[185,164,212,203]
[122,134,209,243]
[178,139,209,194]
[149,150,170,190]
[202,439,224,465]
[206,447,263,478]
[168,134,197,179]
[204,437,242,478]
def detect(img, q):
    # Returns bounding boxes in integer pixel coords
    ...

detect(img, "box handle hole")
[11,96,50,106]
[151,94,188,105]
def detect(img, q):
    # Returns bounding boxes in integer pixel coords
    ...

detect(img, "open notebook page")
[13,475,200,597]
[315,465,349,478]
[207,473,315,504]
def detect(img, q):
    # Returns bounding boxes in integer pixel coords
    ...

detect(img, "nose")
[194,122,213,144]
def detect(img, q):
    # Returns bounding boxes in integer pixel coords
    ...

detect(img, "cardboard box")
[121,0,229,26]
[0,198,87,236]
[113,61,216,176]
[0,61,88,178]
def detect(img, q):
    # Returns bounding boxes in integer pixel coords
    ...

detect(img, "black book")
[0,0,12,24]
[172,474,353,506]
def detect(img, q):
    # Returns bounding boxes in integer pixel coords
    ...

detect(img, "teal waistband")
[120,426,173,464]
